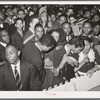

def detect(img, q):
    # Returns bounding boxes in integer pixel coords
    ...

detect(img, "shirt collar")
[35,42,42,52]
[11,60,20,68]
[0,42,7,47]
[29,28,35,34]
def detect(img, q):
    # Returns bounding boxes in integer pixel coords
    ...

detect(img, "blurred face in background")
[93,14,100,22]
[6,8,13,16]
[17,10,25,19]
[0,30,10,44]
[50,14,56,23]
[62,23,71,36]
[83,22,92,35]
[35,26,44,40]
[15,19,23,31]
[59,16,66,26]
[84,11,91,18]
[66,8,74,16]
[93,24,100,36]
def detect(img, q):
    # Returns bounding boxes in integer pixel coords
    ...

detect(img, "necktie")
[14,66,22,91]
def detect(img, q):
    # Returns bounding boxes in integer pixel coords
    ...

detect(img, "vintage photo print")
[0,0,100,98]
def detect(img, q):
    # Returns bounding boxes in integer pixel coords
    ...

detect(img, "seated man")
[0,44,42,91]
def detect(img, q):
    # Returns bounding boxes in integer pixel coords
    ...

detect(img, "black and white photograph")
[0,0,100,98]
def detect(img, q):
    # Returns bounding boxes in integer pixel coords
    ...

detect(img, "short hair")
[34,23,43,30]
[69,36,85,48]
[6,43,19,51]
[59,13,67,20]
[0,28,9,36]
[39,34,56,47]
[15,17,23,24]
[82,36,93,43]
[17,9,25,14]
[62,21,71,27]
[83,21,92,28]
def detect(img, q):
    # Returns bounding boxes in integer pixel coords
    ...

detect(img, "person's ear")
[18,51,21,56]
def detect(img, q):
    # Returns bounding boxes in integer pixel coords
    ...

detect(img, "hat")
[39,6,47,18]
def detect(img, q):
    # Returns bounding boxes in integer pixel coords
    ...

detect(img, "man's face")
[73,46,84,54]
[35,26,43,39]
[7,8,13,16]
[50,14,56,22]
[15,20,23,31]
[83,23,92,35]
[5,45,19,64]
[93,15,100,22]
[0,30,10,44]
[62,23,71,36]
[17,11,25,19]
[59,16,66,26]
[84,11,91,18]
[93,25,100,35]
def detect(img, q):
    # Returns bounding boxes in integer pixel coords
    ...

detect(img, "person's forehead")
[1,30,8,35]
[60,16,66,19]
[52,31,59,36]
[18,11,24,14]
[51,14,56,17]
[84,23,91,27]
[36,26,43,30]
[63,23,70,28]
[6,46,17,52]
[16,19,23,23]
[68,9,73,12]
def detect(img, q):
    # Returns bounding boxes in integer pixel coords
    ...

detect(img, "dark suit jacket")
[0,61,42,91]
[0,44,7,62]
[23,29,34,42]
[21,40,46,83]
[11,30,23,51]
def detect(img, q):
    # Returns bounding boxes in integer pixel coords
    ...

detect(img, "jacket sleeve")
[29,65,42,91]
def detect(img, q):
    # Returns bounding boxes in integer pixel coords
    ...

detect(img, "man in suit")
[23,15,39,44]
[0,28,10,63]
[11,18,24,51]
[22,34,56,83]
[0,44,42,91]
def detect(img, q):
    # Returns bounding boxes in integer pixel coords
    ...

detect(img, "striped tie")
[15,66,22,91]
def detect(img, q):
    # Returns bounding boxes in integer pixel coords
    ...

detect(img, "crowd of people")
[0,4,100,91]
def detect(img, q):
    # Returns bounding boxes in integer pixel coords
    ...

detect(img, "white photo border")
[0,1,100,99]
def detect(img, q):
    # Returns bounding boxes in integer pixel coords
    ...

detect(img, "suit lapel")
[6,63,16,85]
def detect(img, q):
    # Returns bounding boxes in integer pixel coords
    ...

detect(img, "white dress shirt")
[11,60,21,78]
